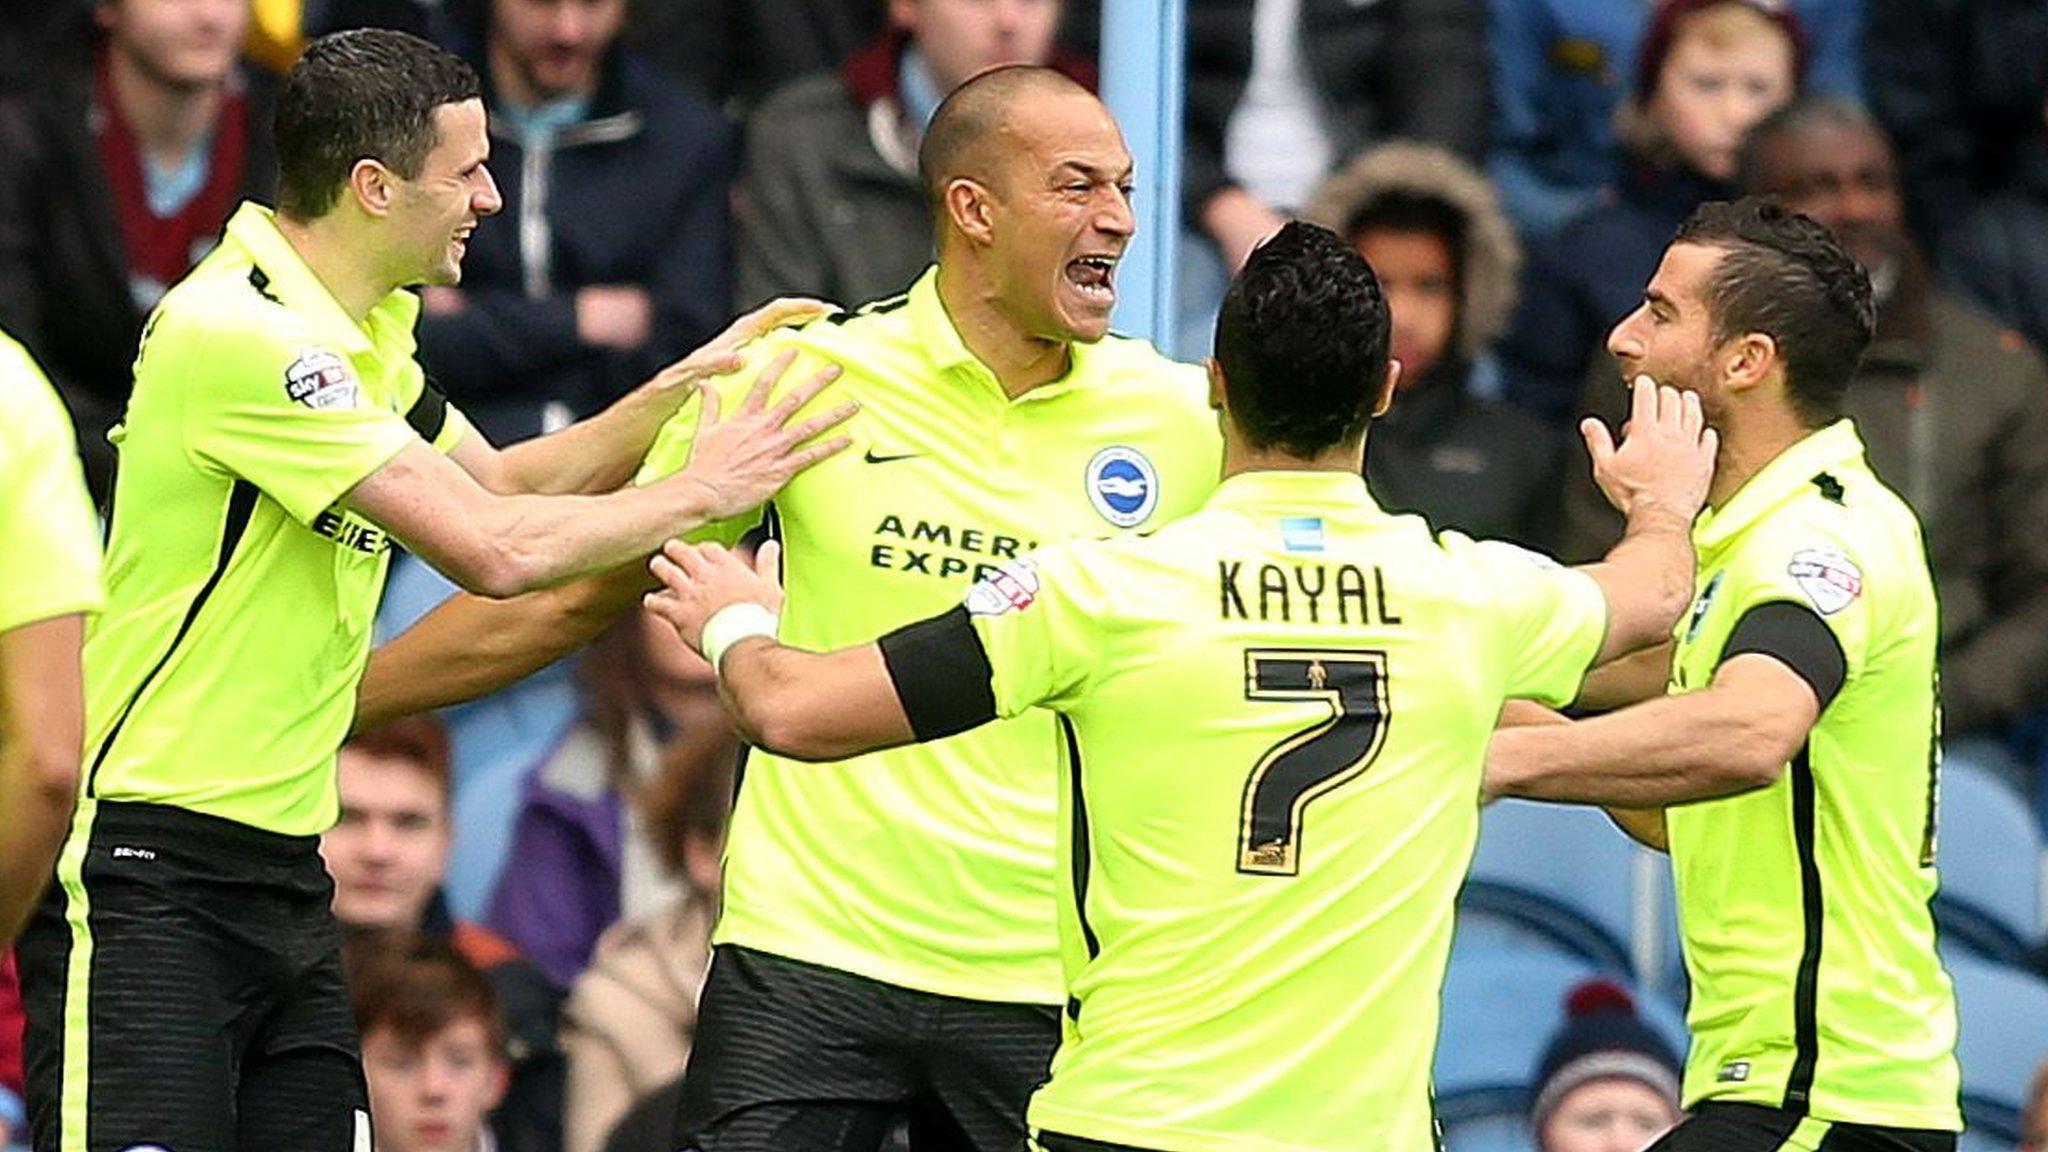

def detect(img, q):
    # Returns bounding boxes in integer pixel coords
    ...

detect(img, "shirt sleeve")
[631,327,829,547]
[961,547,1101,720]
[174,316,418,526]
[0,359,104,633]
[1444,532,1611,707]
[1715,522,1871,694]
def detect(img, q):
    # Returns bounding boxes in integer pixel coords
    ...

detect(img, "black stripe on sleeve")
[405,381,450,443]
[877,605,998,743]
[1721,600,1847,710]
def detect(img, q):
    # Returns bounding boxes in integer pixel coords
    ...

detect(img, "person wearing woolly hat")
[1533,980,1683,1152]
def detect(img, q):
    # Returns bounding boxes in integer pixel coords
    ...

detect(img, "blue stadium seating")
[1935,761,2043,966]
[1945,950,2048,1145]
[1434,948,1689,1124]
[1460,800,1652,976]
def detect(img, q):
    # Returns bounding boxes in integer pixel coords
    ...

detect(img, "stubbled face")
[490,0,626,102]
[892,0,1063,93]
[387,100,502,288]
[99,0,250,90]
[1354,228,1457,387]
[982,91,1136,344]
[1540,1078,1682,1152]
[1652,31,1796,180]
[362,1021,508,1152]
[1607,242,1732,420]
[323,750,450,931]
[1746,124,1906,276]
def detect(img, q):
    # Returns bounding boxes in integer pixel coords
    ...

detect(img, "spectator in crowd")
[0,0,274,500]
[558,730,738,1152]
[349,935,514,1152]
[1169,0,1489,354]
[415,0,736,445]
[1531,980,1682,1152]
[1560,99,2048,778]
[1942,91,2048,360]
[1304,140,1562,550]
[735,0,1089,310]
[327,718,566,1152]
[1866,0,2048,253]
[482,608,720,991]
[1499,0,1803,430]
[624,0,883,114]
[1487,0,1861,241]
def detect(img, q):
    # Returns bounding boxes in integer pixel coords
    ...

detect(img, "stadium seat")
[1460,800,1654,976]
[1945,951,2048,1144]
[1935,760,2044,965]
[1434,948,1689,1123]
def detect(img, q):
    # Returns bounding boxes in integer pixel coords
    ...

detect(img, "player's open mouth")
[1065,256,1117,304]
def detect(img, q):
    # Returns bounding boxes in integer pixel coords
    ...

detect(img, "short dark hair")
[275,29,481,220]
[1213,221,1391,456]
[917,65,1092,209]
[342,715,452,803]
[1673,197,1875,426]
[346,932,506,1056]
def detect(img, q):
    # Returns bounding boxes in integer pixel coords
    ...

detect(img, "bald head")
[918,65,1097,208]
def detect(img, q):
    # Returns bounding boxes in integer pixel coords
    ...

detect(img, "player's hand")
[630,297,838,416]
[674,349,857,520]
[1583,375,1717,525]
[644,540,785,654]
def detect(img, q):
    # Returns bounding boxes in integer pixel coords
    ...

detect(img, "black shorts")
[674,944,1061,1152]
[1650,1103,1959,1152]
[15,800,369,1152]
[1034,1134,1153,1152]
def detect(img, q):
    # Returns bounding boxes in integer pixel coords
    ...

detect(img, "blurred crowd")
[2,1,2047,1150]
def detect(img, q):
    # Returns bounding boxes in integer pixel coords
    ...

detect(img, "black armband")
[405,382,450,442]
[1721,600,1847,710]
[878,606,999,742]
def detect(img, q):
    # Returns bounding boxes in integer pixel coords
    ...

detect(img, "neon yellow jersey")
[0,332,103,634]
[1667,420,1960,1130]
[954,471,1608,1152]
[635,269,1222,1002]
[83,203,470,836]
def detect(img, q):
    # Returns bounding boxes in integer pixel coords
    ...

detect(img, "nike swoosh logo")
[863,449,924,464]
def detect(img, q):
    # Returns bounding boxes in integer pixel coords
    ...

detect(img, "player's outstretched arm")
[1573,377,1718,665]
[353,559,649,733]
[642,542,922,762]
[471,298,834,496]
[0,614,85,943]
[345,350,854,600]
[1486,653,1818,808]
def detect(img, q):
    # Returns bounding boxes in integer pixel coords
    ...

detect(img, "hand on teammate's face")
[1582,374,1718,523]
[644,540,785,654]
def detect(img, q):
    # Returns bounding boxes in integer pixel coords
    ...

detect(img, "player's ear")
[347,158,398,219]
[946,178,997,247]
[1205,357,1227,412]
[1724,331,1777,395]
[1373,359,1401,417]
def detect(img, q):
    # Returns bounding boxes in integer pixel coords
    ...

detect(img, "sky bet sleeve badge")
[1787,545,1863,616]
[284,347,360,411]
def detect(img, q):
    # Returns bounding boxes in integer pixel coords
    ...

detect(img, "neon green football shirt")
[635,269,1223,1002]
[82,203,470,837]
[0,331,103,634]
[1666,419,1960,1130]
[944,471,1608,1151]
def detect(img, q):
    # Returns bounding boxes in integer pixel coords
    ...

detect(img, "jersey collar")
[1694,419,1865,550]
[904,266,1092,403]
[221,201,421,356]
[1213,469,1381,514]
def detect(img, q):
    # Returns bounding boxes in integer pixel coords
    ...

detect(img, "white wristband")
[700,601,779,673]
